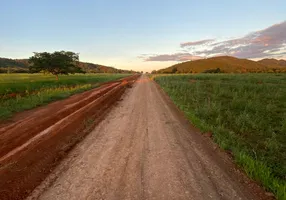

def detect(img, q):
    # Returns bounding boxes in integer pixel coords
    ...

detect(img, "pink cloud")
[195,21,286,58]
[141,53,202,62]
[140,21,286,62]
[180,39,215,47]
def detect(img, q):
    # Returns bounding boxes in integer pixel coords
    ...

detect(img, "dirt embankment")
[0,75,139,200]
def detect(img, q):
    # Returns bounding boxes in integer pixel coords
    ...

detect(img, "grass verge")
[154,74,286,200]
[0,73,130,119]
[0,73,128,96]
[0,84,93,119]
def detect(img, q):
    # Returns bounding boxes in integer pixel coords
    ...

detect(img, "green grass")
[154,73,286,200]
[0,73,128,96]
[0,73,129,119]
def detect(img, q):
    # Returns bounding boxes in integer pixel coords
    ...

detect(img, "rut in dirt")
[0,75,139,200]
[27,75,271,200]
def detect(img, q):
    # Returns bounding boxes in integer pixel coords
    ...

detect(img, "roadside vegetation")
[0,73,129,119]
[0,51,134,120]
[155,74,286,200]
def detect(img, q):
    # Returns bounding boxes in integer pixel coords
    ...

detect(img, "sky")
[0,0,286,72]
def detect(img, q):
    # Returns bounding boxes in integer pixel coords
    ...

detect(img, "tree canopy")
[29,51,84,79]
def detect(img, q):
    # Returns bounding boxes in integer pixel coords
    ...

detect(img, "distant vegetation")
[155,74,286,200]
[0,57,134,74]
[29,51,85,80]
[258,58,286,68]
[0,58,29,73]
[0,51,135,118]
[153,56,286,74]
[0,73,129,119]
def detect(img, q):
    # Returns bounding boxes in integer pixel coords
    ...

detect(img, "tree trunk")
[55,74,59,80]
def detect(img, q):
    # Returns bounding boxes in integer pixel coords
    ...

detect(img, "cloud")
[195,21,286,58]
[141,53,202,62]
[180,39,215,48]
[141,21,286,62]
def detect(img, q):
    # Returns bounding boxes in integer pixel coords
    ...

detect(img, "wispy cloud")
[141,21,286,62]
[140,53,202,62]
[180,39,215,48]
[194,21,286,58]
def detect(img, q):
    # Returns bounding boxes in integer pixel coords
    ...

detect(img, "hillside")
[0,57,132,73]
[0,58,29,73]
[258,58,286,68]
[78,62,132,73]
[155,56,286,74]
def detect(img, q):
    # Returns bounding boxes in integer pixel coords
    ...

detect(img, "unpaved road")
[0,75,138,200]
[28,75,269,200]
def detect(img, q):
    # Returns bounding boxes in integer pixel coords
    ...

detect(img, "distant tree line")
[0,51,137,75]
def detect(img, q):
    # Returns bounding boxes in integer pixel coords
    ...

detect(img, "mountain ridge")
[257,58,286,68]
[154,56,286,73]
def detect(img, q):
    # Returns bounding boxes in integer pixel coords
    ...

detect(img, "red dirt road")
[26,75,271,200]
[0,75,139,200]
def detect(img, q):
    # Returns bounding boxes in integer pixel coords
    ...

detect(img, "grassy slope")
[155,74,286,200]
[258,58,286,68]
[0,73,129,119]
[157,56,286,73]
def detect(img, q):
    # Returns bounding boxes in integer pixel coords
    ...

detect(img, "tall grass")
[0,84,93,119]
[0,73,128,96]
[155,74,286,200]
[0,73,129,119]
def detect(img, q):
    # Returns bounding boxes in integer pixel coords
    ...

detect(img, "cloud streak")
[180,39,215,47]
[141,21,286,62]
[141,53,202,62]
[195,21,286,58]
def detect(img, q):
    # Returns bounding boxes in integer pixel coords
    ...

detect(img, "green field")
[0,73,129,119]
[0,73,128,95]
[155,74,286,200]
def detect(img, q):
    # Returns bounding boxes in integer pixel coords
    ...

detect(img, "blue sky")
[1,0,286,72]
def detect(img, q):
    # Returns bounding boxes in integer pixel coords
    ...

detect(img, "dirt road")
[28,75,268,200]
[0,75,138,200]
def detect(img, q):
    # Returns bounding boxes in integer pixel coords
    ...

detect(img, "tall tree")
[29,51,84,80]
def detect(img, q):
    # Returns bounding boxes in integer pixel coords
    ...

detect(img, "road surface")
[27,75,267,200]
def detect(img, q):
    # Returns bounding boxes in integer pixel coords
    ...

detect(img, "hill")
[0,57,133,74]
[78,62,132,73]
[155,56,286,74]
[0,58,29,73]
[258,58,286,68]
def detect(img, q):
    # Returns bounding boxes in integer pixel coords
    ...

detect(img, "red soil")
[0,75,139,200]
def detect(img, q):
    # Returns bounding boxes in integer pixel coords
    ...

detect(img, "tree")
[171,67,177,73]
[29,51,84,80]
[203,68,222,73]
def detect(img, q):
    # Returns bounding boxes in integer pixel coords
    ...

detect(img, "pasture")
[0,73,129,119]
[155,73,286,199]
